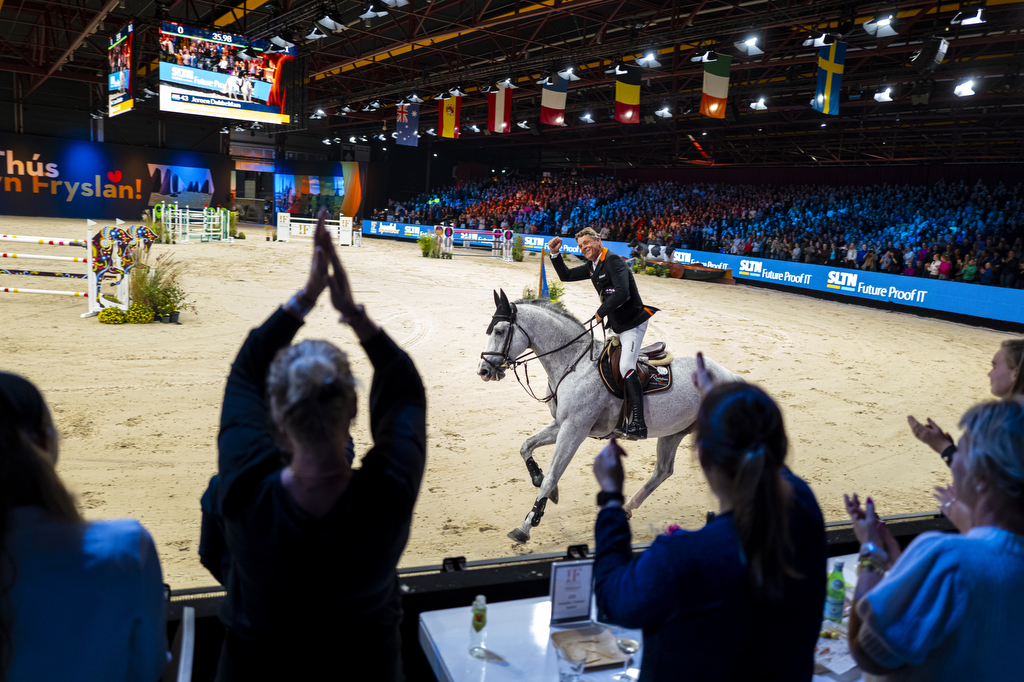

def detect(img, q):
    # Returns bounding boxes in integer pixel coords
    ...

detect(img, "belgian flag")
[614,65,641,123]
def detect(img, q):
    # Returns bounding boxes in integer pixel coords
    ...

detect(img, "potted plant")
[129,247,195,324]
[512,235,525,262]
[417,233,434,257]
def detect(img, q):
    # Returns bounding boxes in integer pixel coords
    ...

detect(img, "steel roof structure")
[2,0,1022,167]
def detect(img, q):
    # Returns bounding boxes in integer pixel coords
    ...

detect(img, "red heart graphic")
[107,170,123,183]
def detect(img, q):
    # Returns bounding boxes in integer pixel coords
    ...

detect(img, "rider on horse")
[548,227,658,439]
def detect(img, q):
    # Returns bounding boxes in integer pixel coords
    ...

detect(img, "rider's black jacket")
[550,247,657,334]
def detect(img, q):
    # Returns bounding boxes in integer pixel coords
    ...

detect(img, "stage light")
[484,82,500,94]
[305,24,327,40]
[863,12,897,38]
[820,122,827,127]
[270,35,295,49]
[220,126,229,134]
[702,50,718,63]
[310,108,327,119]
[362,103,374,112]
[408,92,424,103]
[952,3,986,26]
[359,2,388,19]
[580,112,594,123]
[235,124,245,132]
[359,135,368,141]
[702,131,707,136]
[468,124,480,133]
[557,66,580,81]
[449,86,466,96]
[637,50,661,68]
[734,35,763,56]
[323,138,331,145]
[250,122,262,130]
[426,128,437,135]
[334,138,342,143]
[517,120,530,129]
[874,87,893,102]
[317,13,345,32]
[391,131,398,138]
[143,87,158,97]
[605,61,628,75]
[370,99,381,109]
[350,136,357,143]
[381,0,409,6]
[436,91,451,100]
[536,73,553,85]
[498,76,518,89]
[340,104,355,113]
[803,33,836,47]
[954,79,975,97]
[655,105,672,118]
[237,49,253,60]
[750,98,767,111]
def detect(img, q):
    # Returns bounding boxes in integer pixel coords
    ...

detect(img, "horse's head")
[478,289,529,381]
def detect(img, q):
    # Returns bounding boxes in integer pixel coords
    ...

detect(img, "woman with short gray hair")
[203,211,427,681]
[844,398,1024,681]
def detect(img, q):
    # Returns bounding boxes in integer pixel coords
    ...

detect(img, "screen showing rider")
[548,228,658,439]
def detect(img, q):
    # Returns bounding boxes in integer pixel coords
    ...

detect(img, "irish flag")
[440,95,461,138]
[699,54,732,119]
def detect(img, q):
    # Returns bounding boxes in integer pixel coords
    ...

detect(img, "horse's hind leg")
[624,428,690,516]
[520,420,560,503]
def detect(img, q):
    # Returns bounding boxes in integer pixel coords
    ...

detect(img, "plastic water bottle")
[824,561,845,623]
[469,595,488,658]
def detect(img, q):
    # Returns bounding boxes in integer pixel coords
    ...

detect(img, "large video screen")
[158,22,295,124]
[108,21,134,117]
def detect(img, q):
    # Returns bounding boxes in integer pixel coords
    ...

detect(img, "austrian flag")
[488,85,513,133]
[700,54,732,119]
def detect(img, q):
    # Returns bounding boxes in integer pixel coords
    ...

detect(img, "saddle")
[598,337,674,399]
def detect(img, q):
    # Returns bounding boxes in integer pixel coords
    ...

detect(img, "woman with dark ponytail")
[593,354,827,681]
[0,373,167,682]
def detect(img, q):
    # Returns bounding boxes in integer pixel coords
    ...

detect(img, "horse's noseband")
[481,302,527,373]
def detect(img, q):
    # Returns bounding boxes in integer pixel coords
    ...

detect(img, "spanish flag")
[699,54,732,119]
[614,65,641,124]
[813,41,846,116]
[439,95,461,138]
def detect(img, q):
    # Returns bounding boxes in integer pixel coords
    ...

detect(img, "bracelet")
[941,444,956,467]
[596,491,625,507]
[339,304,367,325]
[856,558,884,575]
[285,291,317,318]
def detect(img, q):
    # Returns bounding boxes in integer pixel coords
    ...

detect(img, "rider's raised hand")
[691,351,716,396]
[548,237,562,254]
[593,438,626,494]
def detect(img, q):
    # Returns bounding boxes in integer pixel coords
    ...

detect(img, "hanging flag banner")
[396,102,420,146]
[108,21,134,117]
[440,96,461,138]
[699,54,732,119]
[540,75,568,126]
[488,85,513,133]
[813,41,847,116]
[614,65,641,123]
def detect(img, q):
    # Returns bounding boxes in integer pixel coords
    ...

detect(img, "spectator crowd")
[374,176,1024,288]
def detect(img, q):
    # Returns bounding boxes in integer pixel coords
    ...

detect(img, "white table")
[419,596,644,682]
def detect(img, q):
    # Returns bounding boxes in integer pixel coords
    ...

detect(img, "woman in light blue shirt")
[0,373,167,682]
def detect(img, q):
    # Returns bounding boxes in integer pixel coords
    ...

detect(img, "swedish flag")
[813,41,846,116]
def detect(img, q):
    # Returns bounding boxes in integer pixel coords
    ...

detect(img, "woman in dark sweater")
[593,356,826,681]
[201,212,427,681]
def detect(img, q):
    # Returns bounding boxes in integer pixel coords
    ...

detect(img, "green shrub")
[98,307,127,324]
[512,235,525,262]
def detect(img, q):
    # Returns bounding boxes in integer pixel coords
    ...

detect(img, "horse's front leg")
[520,419,560,499]
[508,421,590,543]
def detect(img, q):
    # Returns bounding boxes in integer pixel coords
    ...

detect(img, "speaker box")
[724,103,739,123]
[912,38,949,76]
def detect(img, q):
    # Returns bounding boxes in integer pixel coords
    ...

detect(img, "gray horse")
[478,290,740,543]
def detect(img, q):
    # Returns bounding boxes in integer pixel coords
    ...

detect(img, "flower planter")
[169,311,180,323]
[161,316,171,324]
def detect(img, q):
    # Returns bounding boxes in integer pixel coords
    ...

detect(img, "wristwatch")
[596,491,625,507]
[858,541,890,572]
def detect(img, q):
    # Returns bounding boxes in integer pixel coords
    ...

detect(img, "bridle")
[481,301,600,403]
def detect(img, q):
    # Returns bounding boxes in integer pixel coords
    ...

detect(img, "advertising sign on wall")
[158,22,295,124]
[361,223,1024,325]
[108,21,134,117]
[0,132,232,218]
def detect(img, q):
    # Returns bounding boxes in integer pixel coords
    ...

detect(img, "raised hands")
[907,415,955,455]
[548,236,563,254]
[593,437,627,494]
[843,493,902,565]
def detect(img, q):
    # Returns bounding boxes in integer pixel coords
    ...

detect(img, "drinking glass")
[554,646,587,682]
[610,627,642,682]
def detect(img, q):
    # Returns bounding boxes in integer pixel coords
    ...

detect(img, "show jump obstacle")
[440,227,513,261]
[1,225,156,318]
[276,213,358,246]
[157,203,232,244]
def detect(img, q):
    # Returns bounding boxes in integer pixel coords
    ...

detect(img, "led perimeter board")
[108,21,134,117]
[158,22,296,124]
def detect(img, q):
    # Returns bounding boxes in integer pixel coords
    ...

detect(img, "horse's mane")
[513,298,586,331]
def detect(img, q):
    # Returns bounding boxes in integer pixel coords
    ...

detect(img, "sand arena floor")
[1,215,1012,588]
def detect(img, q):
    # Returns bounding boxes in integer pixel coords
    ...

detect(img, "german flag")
[614,65,641,123]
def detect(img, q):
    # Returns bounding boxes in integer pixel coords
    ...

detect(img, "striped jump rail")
[1,252,90,263]
[0,234,88,248]
[1,287,88,297]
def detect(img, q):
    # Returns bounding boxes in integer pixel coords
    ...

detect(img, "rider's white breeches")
[618,320,648,377]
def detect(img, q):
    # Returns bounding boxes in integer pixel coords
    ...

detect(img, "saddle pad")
[598,345,673,399]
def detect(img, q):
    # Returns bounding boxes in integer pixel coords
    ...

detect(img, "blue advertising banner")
[0,132,232,218]
[362,221,1024,325]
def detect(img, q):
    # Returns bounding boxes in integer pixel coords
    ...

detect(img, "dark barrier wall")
[0,132,232,218]
[363,221,1024,326]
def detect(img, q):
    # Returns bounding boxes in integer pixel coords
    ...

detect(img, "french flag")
[540,75,567,126]
[488,85,513,133]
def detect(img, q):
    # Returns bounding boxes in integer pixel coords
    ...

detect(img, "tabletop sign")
[549,559,594,625]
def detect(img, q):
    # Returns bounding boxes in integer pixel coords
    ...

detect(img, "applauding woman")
[203,211,426,681]
[592,356,827,681]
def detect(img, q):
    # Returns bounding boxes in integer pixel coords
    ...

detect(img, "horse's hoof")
[549,486,559,505]
[508,528,530,543]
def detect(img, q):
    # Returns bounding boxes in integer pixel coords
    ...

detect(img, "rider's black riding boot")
[624,373,647,440]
